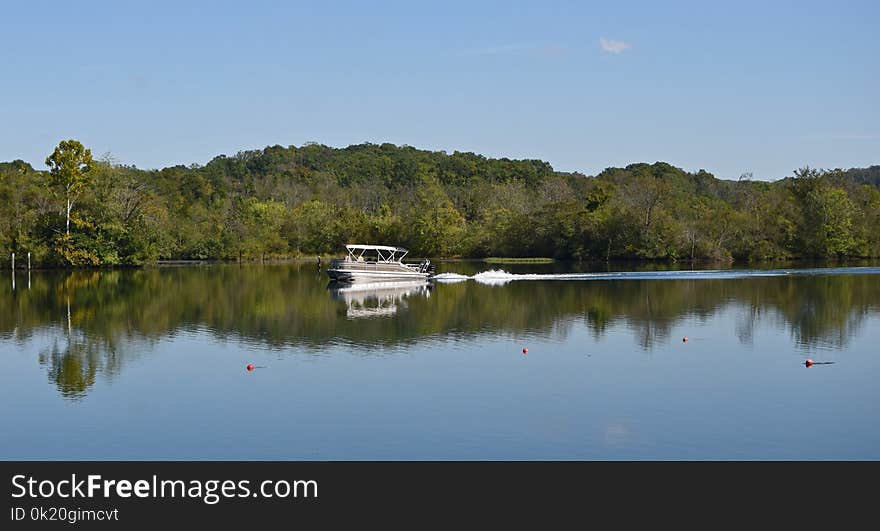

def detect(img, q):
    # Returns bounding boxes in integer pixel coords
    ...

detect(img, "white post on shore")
[10,252,13,270]
[28,252,31,270]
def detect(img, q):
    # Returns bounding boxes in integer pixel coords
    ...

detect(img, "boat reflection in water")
[328,279,432,319]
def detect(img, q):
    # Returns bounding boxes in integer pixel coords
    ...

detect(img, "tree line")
[1,139,879,267]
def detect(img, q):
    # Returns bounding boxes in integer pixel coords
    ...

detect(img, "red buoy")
[682,336,689,343]
[805,359,813,368]
[246,363,254,372]
[522,347,528,355]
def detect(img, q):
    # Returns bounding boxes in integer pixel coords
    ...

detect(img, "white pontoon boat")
[327,244,435,282]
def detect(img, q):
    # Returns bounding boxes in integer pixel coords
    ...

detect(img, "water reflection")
[328,279,432,319]
[2,262,879,398]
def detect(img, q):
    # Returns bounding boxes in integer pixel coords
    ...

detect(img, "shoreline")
[7,256,879,272]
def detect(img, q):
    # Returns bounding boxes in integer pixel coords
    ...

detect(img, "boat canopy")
[345,244,410,262]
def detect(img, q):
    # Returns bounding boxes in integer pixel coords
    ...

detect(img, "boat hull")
[327,268,431,282]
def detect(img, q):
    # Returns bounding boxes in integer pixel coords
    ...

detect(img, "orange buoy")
[805,359,813,367]
[682,336,689,343]
[246,363,254,372]
[522,347,528,355]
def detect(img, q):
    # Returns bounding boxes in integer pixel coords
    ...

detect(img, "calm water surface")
[2,262,879,460]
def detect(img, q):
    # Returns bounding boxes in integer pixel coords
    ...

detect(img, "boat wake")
[431,266,880,286]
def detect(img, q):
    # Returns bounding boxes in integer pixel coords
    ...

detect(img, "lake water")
[2,262,879,460]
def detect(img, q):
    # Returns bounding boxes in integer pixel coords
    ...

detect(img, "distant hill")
[839,166,880,187]
[1,141,879,266]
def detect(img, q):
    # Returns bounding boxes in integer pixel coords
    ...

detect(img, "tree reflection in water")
[2,262,878,398]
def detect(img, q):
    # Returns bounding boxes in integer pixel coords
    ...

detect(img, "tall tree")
[45,139,94,235]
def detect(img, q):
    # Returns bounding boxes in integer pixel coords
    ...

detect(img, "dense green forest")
[2,139,879,267]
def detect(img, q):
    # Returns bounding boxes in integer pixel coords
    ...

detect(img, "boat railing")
[329,258,421,272]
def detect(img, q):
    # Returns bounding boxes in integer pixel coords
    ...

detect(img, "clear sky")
[1,0,877,180]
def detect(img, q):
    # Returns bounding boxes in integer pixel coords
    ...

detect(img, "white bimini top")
[344,244,410,263]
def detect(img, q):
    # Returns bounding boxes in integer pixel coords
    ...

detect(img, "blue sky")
[1,0,877,180]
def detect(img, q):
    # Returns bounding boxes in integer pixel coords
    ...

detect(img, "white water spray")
[431,266,880,286]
